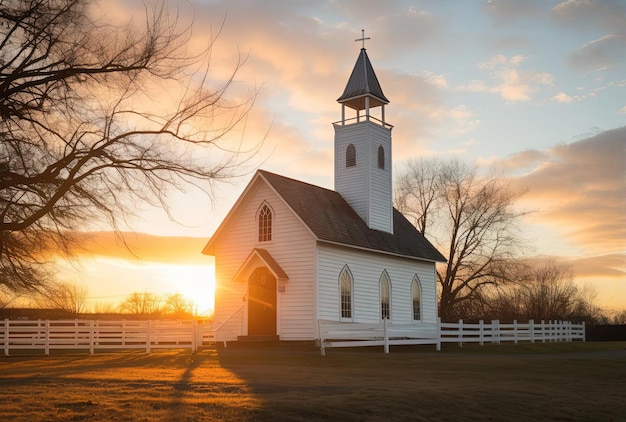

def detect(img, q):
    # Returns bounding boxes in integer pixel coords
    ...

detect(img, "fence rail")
[0,319,217,355]
[319,319,585,356]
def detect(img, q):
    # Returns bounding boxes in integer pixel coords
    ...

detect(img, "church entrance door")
[248,267,277,336]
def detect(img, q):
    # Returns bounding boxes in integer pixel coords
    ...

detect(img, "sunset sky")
[62,0,625,315]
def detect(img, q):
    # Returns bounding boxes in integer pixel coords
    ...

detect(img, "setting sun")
[158,265,215,317]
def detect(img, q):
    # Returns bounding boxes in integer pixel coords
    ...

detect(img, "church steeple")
[337,30,389,126]
[334,32,394,234]
[337,48,389,110]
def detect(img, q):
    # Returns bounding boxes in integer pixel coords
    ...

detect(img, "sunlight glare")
[159,265,215,317]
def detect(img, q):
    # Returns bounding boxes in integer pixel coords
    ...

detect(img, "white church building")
[202,45,446,342]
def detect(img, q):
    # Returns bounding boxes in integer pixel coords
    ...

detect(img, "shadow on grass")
[0,343,624,421]
[215,342,626,421]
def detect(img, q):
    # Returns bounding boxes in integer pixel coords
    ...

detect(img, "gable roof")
[232,248,289,282]
[337,48,389,110]
[258,170,446,263]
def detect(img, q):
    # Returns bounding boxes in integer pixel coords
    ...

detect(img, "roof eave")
[316,239,447,264]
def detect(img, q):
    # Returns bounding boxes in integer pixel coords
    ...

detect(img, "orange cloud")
[567,254,626,279]
[502,126,626,255]
[68,232,212,266]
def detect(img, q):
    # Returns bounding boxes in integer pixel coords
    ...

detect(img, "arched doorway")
[248,267,277,336]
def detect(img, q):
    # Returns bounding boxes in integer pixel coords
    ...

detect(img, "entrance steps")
[226,335,280,348]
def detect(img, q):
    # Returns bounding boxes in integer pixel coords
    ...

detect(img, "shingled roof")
[259,170,446,262]
[337,48,389,110]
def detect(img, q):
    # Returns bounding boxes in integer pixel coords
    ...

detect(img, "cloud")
[567,34,626,72]
[551,92,574,103]
[484,0,546,22]
[502,126,626,255]
[567,254,625,279]
[66,232,212,266]
[552,0,626,32]
[458,54,554,101]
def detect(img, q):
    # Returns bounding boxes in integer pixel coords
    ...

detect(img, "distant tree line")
[0,284,198,319]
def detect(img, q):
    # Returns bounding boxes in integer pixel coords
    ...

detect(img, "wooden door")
[248,268,277,336]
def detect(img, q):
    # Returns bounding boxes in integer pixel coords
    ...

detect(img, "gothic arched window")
[258,203,272,242]
[346,144,356,167]
[412,276,422,321]
[380,271,391,320]
[378,145,385,169]
[339,266,353,319]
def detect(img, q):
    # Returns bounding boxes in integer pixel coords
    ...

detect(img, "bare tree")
[394,158,441,233]
[118,291,162,315]
[37,282,88,314]
[487,260,602,323]
[612,310,626,325]
[92,301,117,314]
[0,284,22,308]
[0,1,258,291]
[163,293,195,317]
[395,158,527,321]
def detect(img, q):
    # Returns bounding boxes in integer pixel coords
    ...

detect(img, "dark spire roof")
[259,170,446,262]
[337,48,389,110]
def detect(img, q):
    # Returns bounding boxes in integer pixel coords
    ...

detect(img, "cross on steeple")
[355,29,370,49]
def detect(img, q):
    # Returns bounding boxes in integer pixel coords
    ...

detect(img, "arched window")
[412,276,422,321]
[346,144,356,167]
[339,266,353,319]
[378,145,385,169]
[258,203,272,242]
[380,271,391,320]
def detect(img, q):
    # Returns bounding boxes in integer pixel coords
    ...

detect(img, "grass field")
[1,342,624,421]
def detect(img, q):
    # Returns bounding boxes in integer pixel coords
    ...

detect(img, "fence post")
[479,320,484,346]
[553,321,557,342]
[458,319,463,348]
[556,321,560,342]
[529,320,535,343]
[89,320,95,355]
[146,320,151,354]
[3,319,8,356]
[89,319,96,355]
[495,320,500,345]
[582,321,586,342]
[191,320,198,353]
[318,320,326,356]
[513,320,518,344]
[436,318,441,351]
[383,318,389,354]
[44,319,50,355]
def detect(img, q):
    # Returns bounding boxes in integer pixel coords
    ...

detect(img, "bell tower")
[334,31,393,233]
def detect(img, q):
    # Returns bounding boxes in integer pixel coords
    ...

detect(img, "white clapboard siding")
[211,179,317,341]
[316,243,438,329]
[367,124,393,233]
[334,121,393,233]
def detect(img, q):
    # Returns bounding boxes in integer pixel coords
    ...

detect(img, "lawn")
[0,342,624,421]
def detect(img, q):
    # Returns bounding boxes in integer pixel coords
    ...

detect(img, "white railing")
[205,306,244,347]
[318,319,585,356]
[0,319,216,355]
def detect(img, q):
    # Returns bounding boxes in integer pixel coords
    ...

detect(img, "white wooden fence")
[1,318,586,356]
[0,319,218,355]
[318,319,585,356]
